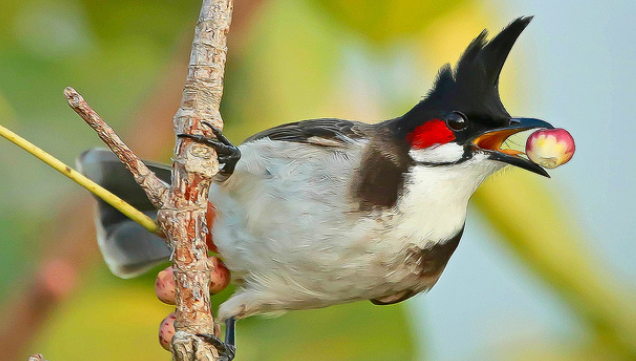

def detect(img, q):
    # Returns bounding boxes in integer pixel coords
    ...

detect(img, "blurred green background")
[1,0,635,360]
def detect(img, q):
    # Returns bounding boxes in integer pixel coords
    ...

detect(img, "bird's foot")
[197,317,236,361]
[197,333,236,361]
[178,122,241,176]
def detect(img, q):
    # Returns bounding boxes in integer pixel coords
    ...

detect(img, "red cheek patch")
[406,119,456,149]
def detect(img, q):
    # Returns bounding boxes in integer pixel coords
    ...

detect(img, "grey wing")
[243,118,372,145]
[77,148,172,278]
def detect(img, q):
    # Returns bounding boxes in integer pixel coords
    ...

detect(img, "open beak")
[471,117,554,177]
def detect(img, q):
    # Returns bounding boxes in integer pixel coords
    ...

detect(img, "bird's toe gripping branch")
[197,317,237,361]
[178,122,241,177]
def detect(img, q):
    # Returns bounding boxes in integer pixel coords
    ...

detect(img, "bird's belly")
[211,199,436,309]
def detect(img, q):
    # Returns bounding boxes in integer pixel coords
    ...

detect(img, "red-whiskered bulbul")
[78,16,554,359]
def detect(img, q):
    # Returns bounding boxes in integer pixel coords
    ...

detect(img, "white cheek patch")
[409,142,464,163]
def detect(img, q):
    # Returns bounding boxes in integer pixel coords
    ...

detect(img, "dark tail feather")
[77,148,172,278]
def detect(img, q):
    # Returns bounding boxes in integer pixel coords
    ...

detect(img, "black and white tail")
[77,148,172,278]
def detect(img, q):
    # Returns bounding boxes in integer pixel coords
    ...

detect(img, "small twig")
[63,87,169,208]
[0,123,160,235]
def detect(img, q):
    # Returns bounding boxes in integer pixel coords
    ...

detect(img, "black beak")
[471,117,554,177]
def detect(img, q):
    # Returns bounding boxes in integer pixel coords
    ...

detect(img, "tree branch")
[156,0,234,358]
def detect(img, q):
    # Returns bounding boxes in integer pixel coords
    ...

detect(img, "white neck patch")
[408,142,465,164]
[390,154,505,246]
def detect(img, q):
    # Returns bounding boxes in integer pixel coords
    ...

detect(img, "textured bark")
[156,0,234,359]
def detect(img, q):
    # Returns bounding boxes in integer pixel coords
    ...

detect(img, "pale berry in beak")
[526,128,575,169]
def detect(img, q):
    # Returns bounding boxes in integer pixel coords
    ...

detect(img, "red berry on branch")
[210,257,231,294]
[159,312,176,351]
[155,267,176,305]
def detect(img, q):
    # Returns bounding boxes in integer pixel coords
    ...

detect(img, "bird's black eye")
[446,112,468,131]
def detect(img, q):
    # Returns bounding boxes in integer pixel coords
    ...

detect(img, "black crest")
[399,17,533,134]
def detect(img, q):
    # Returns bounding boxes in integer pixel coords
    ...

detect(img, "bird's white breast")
[392,152,504,247]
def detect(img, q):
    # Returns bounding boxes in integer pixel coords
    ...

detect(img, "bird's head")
[395,16,552,177]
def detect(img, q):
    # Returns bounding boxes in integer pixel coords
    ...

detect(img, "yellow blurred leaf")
[31,275,173,361]
[312,0,471,43]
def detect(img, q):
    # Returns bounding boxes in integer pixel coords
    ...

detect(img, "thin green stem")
[0,123,161,236]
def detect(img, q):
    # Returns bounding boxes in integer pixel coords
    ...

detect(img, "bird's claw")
[177,122,241,176]
[197,333,236,361]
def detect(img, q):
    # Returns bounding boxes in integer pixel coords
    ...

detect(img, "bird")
[78,16,553,359]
